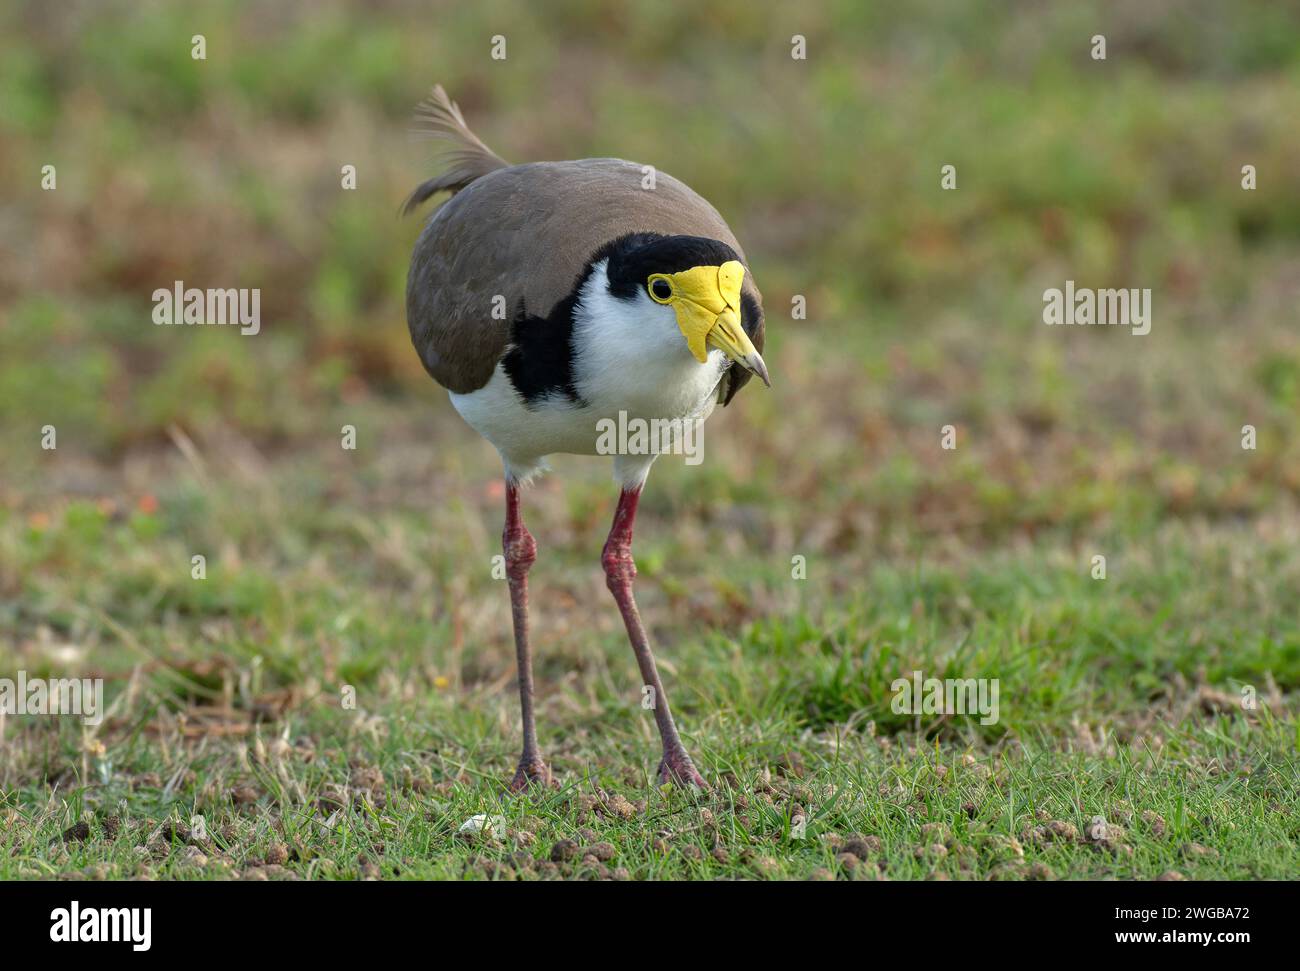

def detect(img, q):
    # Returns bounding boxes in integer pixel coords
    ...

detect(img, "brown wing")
[406,157,764,397]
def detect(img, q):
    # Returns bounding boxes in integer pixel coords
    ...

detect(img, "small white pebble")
[458,814,506,835]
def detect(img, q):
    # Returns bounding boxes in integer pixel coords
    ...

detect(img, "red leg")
[601,488,707,788]
[503,481,553,791]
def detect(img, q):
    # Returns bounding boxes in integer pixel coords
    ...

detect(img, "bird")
[403,86,769,791]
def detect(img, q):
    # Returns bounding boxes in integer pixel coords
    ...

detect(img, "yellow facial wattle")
[646,260,770,386]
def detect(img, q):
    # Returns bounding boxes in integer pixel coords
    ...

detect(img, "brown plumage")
[402,89,764,401]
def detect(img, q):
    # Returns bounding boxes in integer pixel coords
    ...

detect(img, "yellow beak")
[647,260,771,387]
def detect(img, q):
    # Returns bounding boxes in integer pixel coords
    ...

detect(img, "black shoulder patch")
[497,238,655,408]
[501,294,586,408]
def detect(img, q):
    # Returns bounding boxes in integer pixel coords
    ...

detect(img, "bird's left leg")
[503,479,553,791]
[601,487,708,788]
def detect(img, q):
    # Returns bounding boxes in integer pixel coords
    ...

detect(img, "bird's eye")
[649,278,673,302]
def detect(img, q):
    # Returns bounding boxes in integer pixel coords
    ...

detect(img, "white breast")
[449,260,727,485]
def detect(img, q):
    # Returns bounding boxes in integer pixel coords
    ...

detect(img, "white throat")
[570,259,727,420]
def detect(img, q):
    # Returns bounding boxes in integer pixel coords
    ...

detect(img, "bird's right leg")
[503,479,553,791]
[601,486,708,788]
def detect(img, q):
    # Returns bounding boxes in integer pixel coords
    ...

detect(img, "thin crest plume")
[402,85,508,215]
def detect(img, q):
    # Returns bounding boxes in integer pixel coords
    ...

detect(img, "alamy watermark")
[50,901,151,951]
[595,410,704,465]
[151,281,260,335]
[0,671,104,726]
[891,671,1000,726]
[1043,281,1150,336]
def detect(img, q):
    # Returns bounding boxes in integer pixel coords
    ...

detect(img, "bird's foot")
[508,757,557,793]
[656,750,708,790]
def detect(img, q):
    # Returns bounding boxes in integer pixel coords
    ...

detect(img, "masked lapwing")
[404,86,769,790]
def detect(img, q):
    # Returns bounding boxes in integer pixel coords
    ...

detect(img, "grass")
[6,733,1297,881]
[2,449,1296,880]
[1,0,1299,879]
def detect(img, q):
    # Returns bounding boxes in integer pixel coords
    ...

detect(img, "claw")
[508,758,557,793]
[656,753,708,790]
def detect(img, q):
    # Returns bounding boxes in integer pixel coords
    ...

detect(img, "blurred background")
[2,0,1299,745]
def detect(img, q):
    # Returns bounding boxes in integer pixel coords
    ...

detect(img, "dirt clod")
[182,846,209,867]
[588,841,616,862]
[604,794,637,820]
[350,765,385,791]
[990,835,1024,858]
[550,839,579,863]
[230,786,260,806]
[1141,810,1167,838]
[1022,818,1077,846]
[920,822,949,841]
[841,835,881,859]
[265,842,290,865]
[59,822,91,843]
[156,821,191,846]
